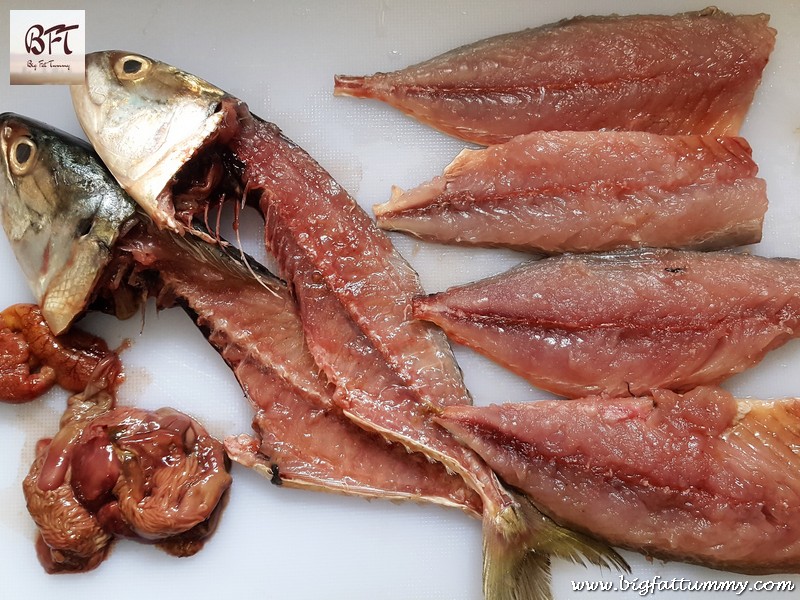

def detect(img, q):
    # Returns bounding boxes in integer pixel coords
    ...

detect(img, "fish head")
[71,51,236,234]
[0,113,136,334]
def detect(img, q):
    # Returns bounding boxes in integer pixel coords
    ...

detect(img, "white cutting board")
[1,1,799,598]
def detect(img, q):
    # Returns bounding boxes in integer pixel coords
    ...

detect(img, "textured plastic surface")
[1,1,799,598]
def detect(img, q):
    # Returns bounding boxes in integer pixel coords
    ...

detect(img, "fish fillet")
[334,8,776,144]
[375,132,767,253]
[414,249,800,398]
[439,386,800,574]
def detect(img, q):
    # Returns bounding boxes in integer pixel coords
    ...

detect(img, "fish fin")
[484,514,552,600]
[372,185,405,217]
[164,224,284,289]
[444,148,481,180]
[513,487,629,572]
[483,488,629,600]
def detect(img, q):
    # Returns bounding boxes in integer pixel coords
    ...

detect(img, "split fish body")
[72,51,627,600]
[0,113,480,515]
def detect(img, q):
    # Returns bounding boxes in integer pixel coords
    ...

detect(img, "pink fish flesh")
[221,108,626,598]
[375,132,767,253]
[334,8,776,144]
[234,116,472,411]
[116,219,483,514]
[439,386,800,574]
[414,249,800,398]
[75,68,626,595]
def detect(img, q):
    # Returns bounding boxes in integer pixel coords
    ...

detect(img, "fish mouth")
[71,51,237,236]
[155,97,247,240]
[132,97,240,236]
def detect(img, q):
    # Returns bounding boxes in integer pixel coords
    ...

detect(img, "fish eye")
[76,217,93,237]
[9,137,36,175]
[123,59,142,74]
[115,55,151,80]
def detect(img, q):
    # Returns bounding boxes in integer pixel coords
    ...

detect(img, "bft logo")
[25,23,80,56]
[10,10,85,85]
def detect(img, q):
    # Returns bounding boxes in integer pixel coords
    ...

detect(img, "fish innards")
[570,575,796,595]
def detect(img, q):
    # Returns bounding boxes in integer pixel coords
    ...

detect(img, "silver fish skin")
[70,51,231,233]
[0,113,135,335]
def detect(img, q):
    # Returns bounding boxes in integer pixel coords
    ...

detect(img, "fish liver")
[376,132,767,253]
[25,378,232,572]
[335,8,776,144]
[414,249,800,397]
[439,387,800,574]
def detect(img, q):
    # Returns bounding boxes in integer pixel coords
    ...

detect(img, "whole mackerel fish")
[70,51,626,600]
[334,8,776,144]
[0,113,482,516]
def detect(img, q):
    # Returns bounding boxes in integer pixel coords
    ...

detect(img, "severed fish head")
[71,51,237,234]
[0,113,136,334]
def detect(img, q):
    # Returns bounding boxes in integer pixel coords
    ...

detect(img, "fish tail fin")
[483,518,552,600]
[482,488,628,600]
[333,75,372,98]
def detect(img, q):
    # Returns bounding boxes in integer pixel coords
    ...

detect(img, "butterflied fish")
[414,249,800,398]
[334,8,776,144]
[120,220,483,512]
[71,51,627,600]
[0,113,482,517]
[375,131,767,253]
[439,386,800,574]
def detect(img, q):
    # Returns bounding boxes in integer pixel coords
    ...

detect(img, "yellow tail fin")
[483,488,629,600]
